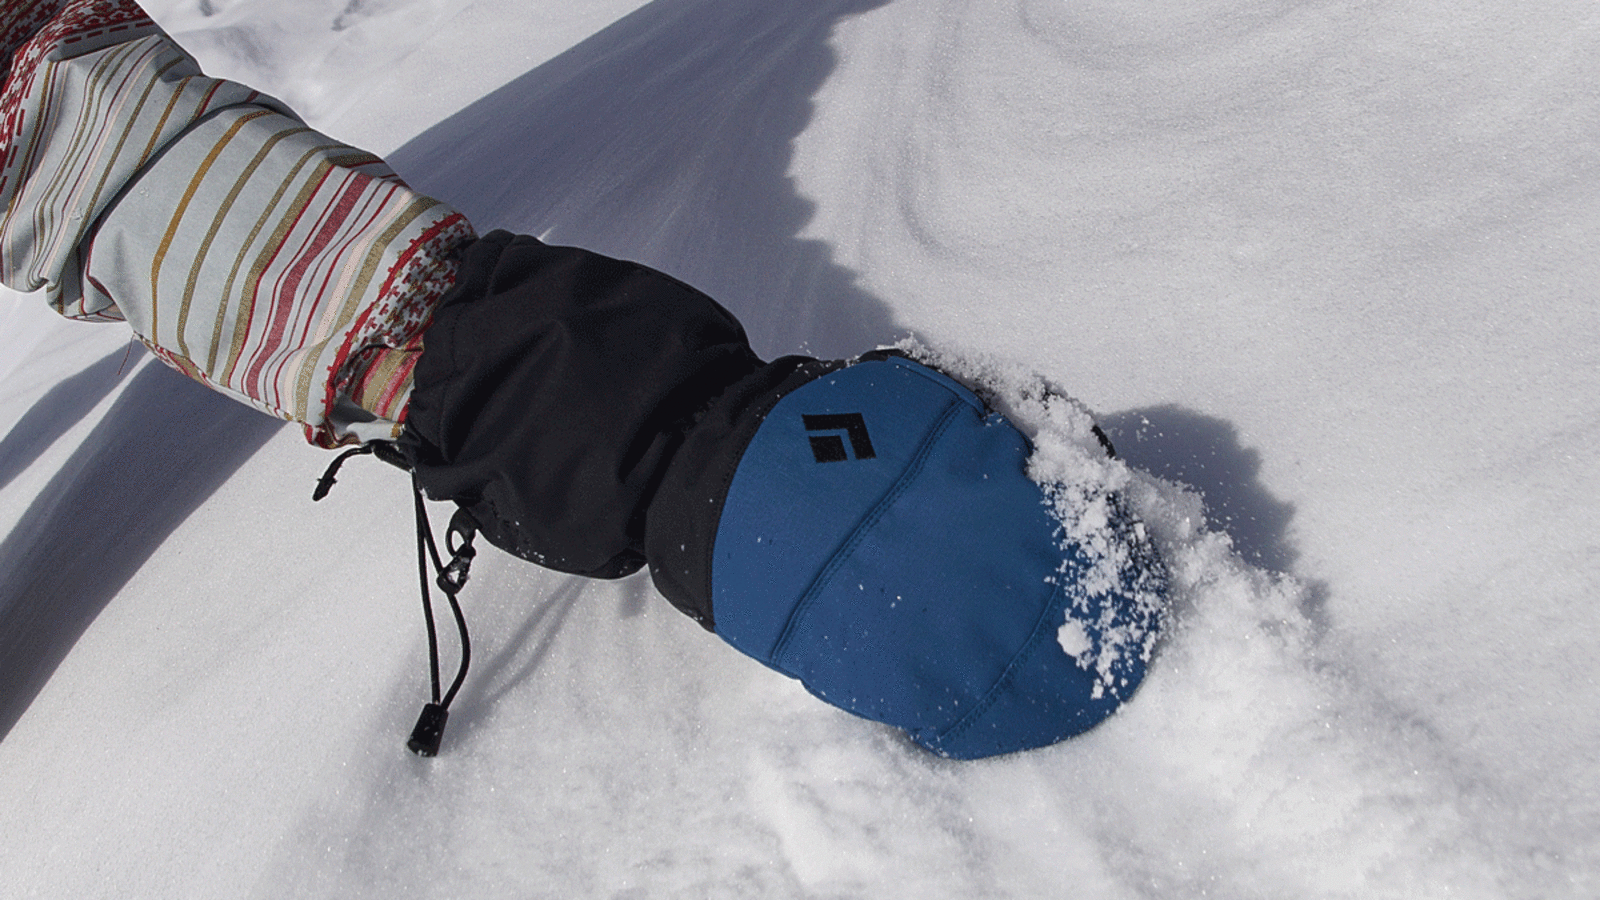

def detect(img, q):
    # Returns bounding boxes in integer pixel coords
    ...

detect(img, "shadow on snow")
[387,0,900,361]
[1102,405,1327,626]
[0,358,280,740]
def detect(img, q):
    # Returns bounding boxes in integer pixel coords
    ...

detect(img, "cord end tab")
[407,703,450,757]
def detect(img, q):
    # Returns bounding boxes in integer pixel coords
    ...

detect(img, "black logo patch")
[803,413,876,463]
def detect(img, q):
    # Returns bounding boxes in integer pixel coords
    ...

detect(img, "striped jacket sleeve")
[0,0,476,446]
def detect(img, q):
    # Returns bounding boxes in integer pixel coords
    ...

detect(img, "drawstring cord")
[312,443,375,501]
[314,442,475,757]
[406,474,475,756]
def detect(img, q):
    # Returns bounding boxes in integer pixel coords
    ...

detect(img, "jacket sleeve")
[0,0,475,446]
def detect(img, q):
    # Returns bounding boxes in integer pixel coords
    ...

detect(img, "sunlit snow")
[2,1,1597,897]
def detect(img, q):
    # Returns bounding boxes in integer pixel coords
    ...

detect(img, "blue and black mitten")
[403,231,1166,758]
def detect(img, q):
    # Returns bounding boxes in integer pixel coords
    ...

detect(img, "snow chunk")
[1057,619,1091,658]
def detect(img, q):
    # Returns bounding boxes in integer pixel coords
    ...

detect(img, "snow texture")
[3,1,1598,898]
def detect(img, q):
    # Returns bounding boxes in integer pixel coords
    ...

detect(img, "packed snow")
[2,0,1597,897]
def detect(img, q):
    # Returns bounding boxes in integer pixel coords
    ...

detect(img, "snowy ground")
[2,0,1598,897]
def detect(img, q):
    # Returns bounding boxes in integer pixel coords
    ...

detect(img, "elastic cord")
[313,442,475,756]
[407,473,474,755]
[412,477,445,705]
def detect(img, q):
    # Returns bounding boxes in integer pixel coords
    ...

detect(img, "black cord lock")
[437,512,477,595]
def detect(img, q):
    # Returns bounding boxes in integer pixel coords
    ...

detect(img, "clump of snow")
[1055,617,1090,657]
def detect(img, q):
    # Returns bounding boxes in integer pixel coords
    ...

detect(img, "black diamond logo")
[803,413,876,463]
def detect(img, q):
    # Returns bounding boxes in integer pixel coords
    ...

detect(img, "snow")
[2,0,1597,897]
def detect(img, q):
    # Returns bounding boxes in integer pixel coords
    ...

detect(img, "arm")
[0,0,473,445]
[2,2,1166,761]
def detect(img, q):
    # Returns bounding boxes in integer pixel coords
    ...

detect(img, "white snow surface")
[3,0,1598,897]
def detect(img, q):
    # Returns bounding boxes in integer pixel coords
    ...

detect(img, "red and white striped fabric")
[0,0,475,446]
